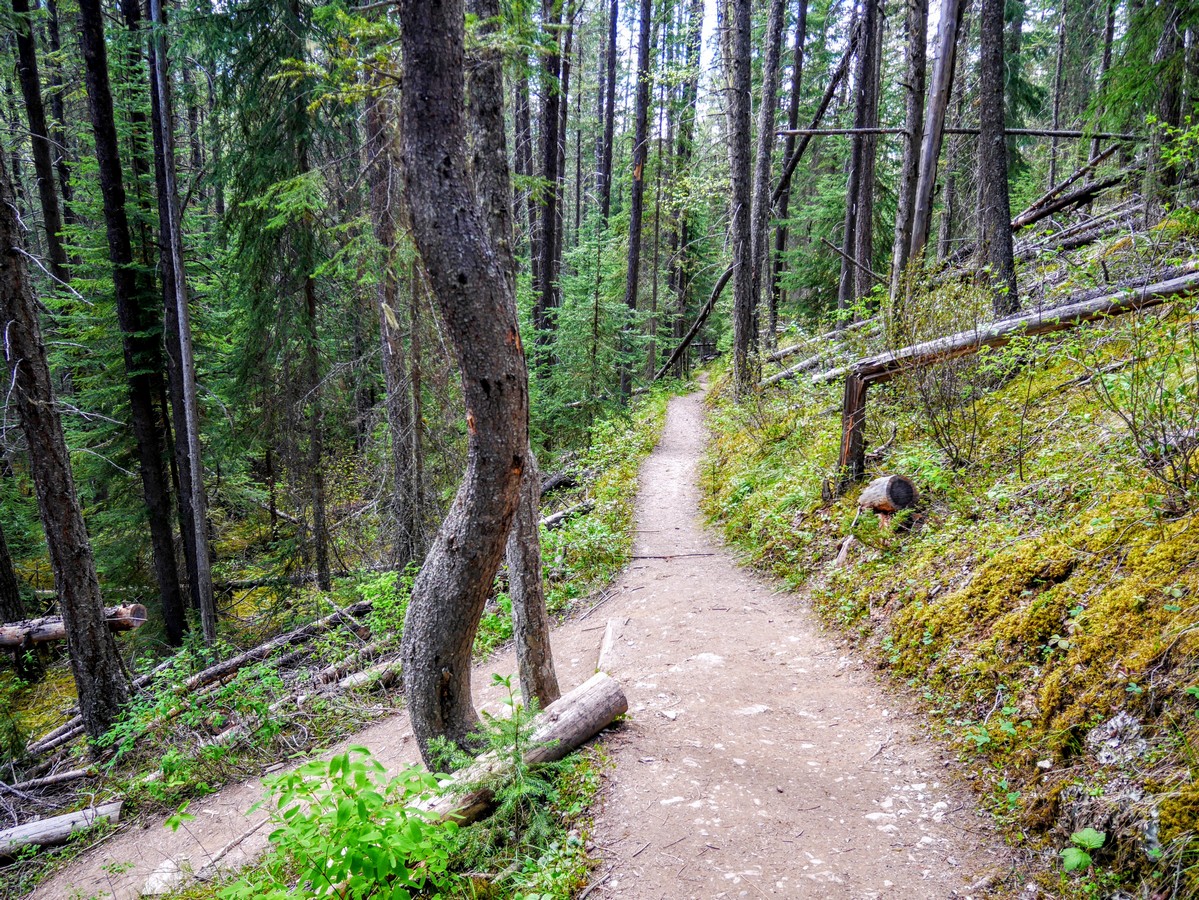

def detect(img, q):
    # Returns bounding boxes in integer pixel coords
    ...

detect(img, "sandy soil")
[30,387,1009,900]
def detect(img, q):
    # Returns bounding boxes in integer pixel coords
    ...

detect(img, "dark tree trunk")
[768,0,808,339]
[889,0,928,299]
[0,521,25,623]
[976,0,1018,314]
[1048,0,1068,187]
[619,0,652,400]
[147,0,215,642]
[365,83,420,568]
[852,1,883,302]
[909,0,967,263]
[728,0,754,395]
[45,0,74,227]
[0,145,128,740]
[749,0,786,350]
[1146,0,1183,220]
[837,0,881,314]
[514,75,538,269]
[398,0,530,766]
[599,0,618,221]
[11,0,68,283]
[668,0,704,377]
[79,0,188,647]
[533,0,565,362]
[1090,0,1116,165]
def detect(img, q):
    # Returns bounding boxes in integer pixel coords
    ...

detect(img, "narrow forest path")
[33,386,1008,900]
[580,386,1009,898]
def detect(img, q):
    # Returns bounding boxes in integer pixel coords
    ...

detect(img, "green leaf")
[1061,846,1092,872]
[1071,827,1106,850]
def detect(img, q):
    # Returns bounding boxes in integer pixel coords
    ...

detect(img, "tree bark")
[619,0,653,400]
[398,0,531,766]
[44,0,74,228]
[533,0,565,362]
[837,0,881,314]
[976,0,1018,315]
[768,0,809,341]
[749,0,787,349]
[79,0,188,647]
[889,0,928,300]
[0,522,25,623]
[1048,0,1068,188]
[11,0,68,283]
[0,144,128,741]
[599,0,619,222]
[468,0,560,710]
[727,0,754,396]
[147,0,216,643]
[908,0,967,263]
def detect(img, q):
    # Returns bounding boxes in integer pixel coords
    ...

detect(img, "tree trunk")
[533,0,565,362]
[727,0,754,396]
[398,0,531,766]
[619,0,653,400]
[11,0,68,283]
[504,452,560,706]
[44,0,74,228]
[768,0,809,340]
[1048,0,1068,188]
[147,0,216,643]
[79,0,188,647]
[666,0,703,378]
[976,0,1018,315]
[514,75,538,272]
[467,0,560,709]
[852,1,883,302]
[1146,0,1183,221]
[0,144,128,741]
[1089,0,1116,166]
[908,0,967,263]
[837,0,881,314]
[0,522,25,623]
[599,0,619,222]
[749,0,787,350]
[365,82,420,568]
[889,0,928,300]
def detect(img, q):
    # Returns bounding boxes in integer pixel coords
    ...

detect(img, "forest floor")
[33,385,1012,900]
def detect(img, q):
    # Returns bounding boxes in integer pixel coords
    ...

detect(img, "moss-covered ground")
[702,286,1199,896]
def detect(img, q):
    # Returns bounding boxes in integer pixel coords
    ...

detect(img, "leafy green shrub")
[1083,305,1199,511]
[221,748,457,900]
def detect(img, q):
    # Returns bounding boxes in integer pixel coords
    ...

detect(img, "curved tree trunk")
[398,0,530,767]
[0,144,127,741]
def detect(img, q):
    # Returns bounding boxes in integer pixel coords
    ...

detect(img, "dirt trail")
[32,387,1006,899]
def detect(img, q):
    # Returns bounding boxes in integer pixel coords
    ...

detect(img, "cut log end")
[857,475,919,514]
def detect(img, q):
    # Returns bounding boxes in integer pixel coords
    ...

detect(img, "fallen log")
[815,271,1199,386]
[415,672,627,826]
[1011,146,1118,228]
[821,270,1199,481]
[0,800,122,857]
[316,642,384,685]
[542,501,594,530]
[857,475,918,513]
[9,767,93,792]
[0,604,146,649]
[337,656,403,691]
[26,599,374,756]
[653,265,735,381]
[1011,171,1130,233]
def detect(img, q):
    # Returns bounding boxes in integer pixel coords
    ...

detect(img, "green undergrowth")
[703,294,1199,896]
[0,386,672,898]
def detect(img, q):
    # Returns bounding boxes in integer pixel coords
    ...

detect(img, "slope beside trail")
[33,386,1008,900]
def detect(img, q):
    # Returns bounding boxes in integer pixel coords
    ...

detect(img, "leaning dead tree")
[814,271,1199,481]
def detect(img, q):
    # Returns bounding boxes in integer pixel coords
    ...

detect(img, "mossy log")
[0,800,122,857]
[0,604,146,648]
[414,672,627,826]
[857,475,918,513]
